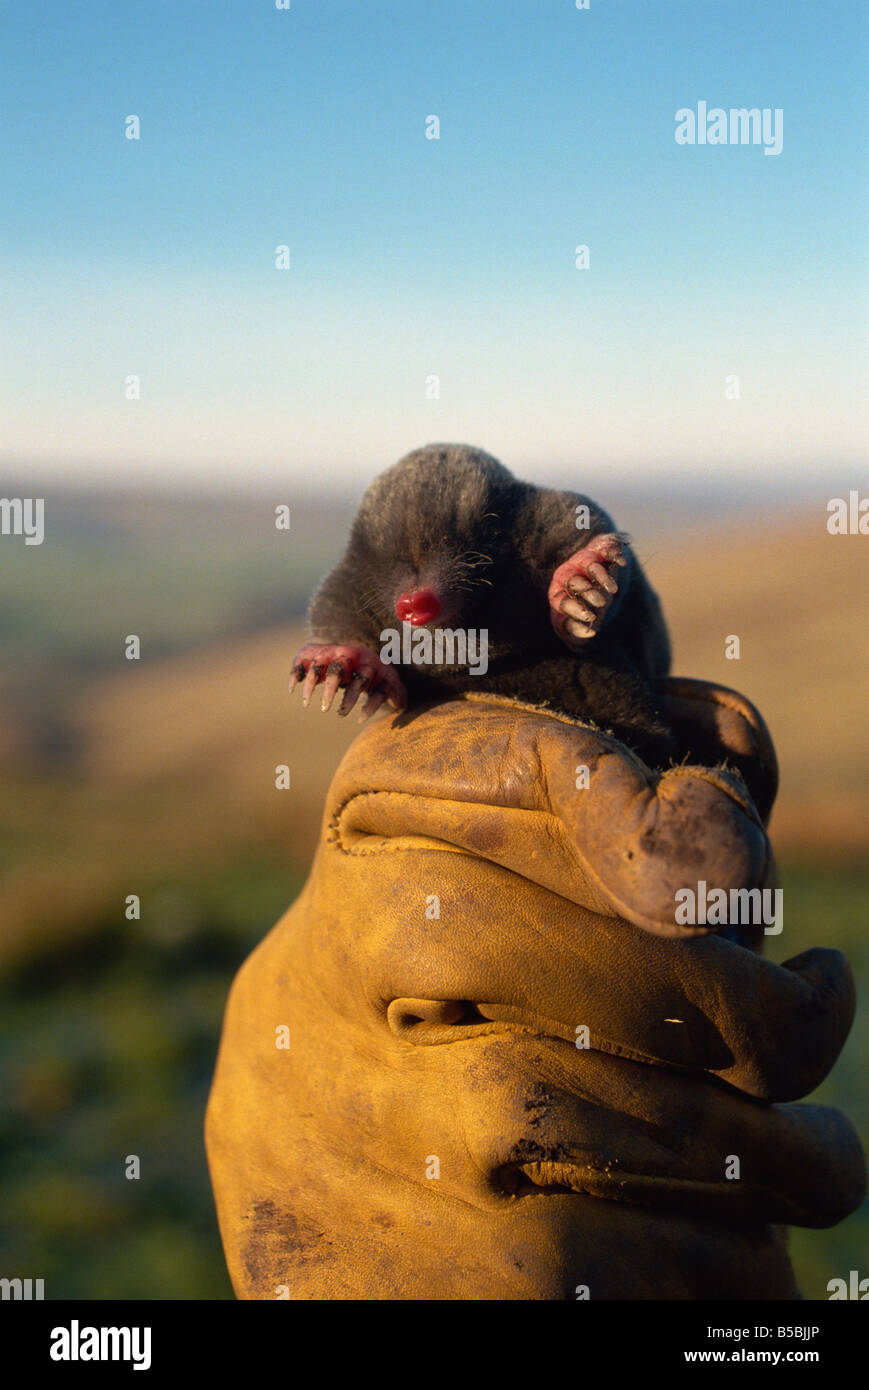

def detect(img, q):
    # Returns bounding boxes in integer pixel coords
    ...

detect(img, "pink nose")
[395,589,442,625]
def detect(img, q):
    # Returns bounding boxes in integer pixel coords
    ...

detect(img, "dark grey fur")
[308,444,675,765]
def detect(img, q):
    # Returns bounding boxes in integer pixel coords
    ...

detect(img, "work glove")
[207,679,865,1299]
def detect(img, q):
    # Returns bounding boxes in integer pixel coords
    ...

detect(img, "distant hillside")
[0,489,356,681]
[653,517,867,853]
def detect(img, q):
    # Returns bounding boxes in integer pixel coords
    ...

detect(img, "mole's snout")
[395,589,442,625]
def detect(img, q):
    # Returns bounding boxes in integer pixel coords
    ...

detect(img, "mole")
[290,443,676,767]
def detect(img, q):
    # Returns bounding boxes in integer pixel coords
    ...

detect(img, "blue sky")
[1,0,866,492]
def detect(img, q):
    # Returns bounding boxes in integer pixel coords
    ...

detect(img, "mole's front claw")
[338,674,366,717]
[358,687,387,723]
[320,668,343,712]
[548,532,628,649]
[301,664,321,708]
[289,642,407,718]
[586,561,618,595]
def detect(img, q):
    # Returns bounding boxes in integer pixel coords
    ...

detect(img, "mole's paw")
[548,532,628,647]
[289,642,406,719]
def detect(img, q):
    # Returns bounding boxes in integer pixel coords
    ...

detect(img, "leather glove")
[206,679,865,1299]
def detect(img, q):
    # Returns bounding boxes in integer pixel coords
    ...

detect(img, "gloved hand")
[206,679,865,1299]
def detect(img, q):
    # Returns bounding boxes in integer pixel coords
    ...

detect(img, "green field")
[0,857,297,1300]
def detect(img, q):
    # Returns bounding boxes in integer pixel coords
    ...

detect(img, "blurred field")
[0,490,866,1298]
[1,504,865,959]
[657,520,868,855]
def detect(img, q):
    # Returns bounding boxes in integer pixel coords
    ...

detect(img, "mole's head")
[349,444,520,640]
